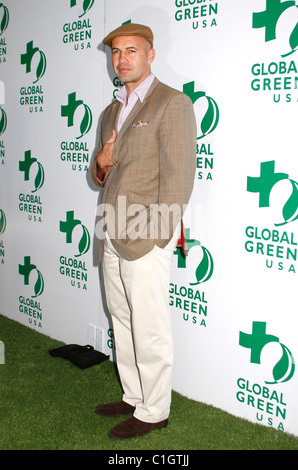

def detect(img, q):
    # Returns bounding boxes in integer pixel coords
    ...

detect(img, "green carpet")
[0,314,297,450]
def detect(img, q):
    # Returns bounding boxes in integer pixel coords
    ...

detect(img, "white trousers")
[102,224,180,423]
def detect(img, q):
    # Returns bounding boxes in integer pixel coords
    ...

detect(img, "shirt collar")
[116,73,155,104]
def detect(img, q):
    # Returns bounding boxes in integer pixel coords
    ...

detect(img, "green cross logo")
[18,256,44,298]
[183,81,219,140]
[60,210,90,256]
[21,41,47,83]
[0,3,9,36]
[253,0,298,57]
[19,150,45,193]
[239,322,295,384]
[69,0,94,17]
[0,208,6,235]
[247,160,298,226]
[61,92,92,139]
[174,228,214,285]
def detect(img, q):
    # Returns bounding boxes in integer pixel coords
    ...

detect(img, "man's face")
[111,35,155,91]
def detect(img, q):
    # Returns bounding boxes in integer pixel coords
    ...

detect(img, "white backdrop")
[1,0,298,437]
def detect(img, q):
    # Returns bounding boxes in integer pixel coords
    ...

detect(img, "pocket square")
[131,120,149,129]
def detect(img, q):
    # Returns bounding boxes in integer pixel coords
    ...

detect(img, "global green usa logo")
[240,321,295,384]
[21,41,46,83]
[61,92,92,139]
[19,256,44,298]
[60,210,90,256]
[18,151,44,223]
[253,0,298,57]
[19,150,45,193]
[245,161,298,274]
[59,211,89,290]
[63,0,93,50]
[247,160,298,226]
[0,3,9,36]
[170,228,213,329]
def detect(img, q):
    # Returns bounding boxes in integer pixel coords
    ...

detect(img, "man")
[91,23,196,439]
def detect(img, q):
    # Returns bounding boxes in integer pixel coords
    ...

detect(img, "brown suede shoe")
[108,416,168,439]
[95,400,135,417]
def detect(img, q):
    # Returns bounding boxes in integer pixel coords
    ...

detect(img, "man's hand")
[96,130,117,181]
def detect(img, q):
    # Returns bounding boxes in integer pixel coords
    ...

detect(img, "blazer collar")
[114,77,160,142]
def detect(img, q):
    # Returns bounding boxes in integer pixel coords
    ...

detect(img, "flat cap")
[103,23,154,48]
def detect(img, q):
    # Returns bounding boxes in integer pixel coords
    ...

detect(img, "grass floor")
[0,314,298,451]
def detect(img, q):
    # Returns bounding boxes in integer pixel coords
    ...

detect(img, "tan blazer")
[91,78,197,261]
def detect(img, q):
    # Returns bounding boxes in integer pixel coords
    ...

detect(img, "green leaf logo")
[32,270,44,298]
[0,209,6,235]
[70,0,94,17]
[288,21,298,54]
[77,224,90,257]
[190,246,214,285]
[0,3,9,36]
[199,96,220,140]
[79,104,92,139]
[34,50,46,84]
[0,107,7,135]
[267,343,295,384]
[275,179,298,226]
[32,162,45,193]
[81,0,94,17]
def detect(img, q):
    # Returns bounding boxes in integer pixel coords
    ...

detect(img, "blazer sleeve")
[90,143,104,188]
[90,106,110,188]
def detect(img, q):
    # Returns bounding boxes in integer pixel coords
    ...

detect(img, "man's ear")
[148,48,155,65]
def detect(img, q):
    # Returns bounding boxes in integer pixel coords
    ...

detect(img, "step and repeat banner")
[1,0,298,437]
